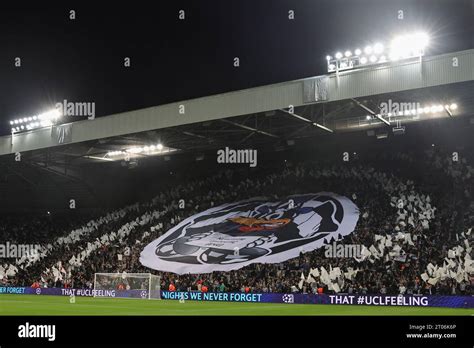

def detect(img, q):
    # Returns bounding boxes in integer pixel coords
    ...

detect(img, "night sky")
[0,0,472,135]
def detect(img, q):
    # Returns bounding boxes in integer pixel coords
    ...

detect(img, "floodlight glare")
[326,32,429,73]
[450,103,458,110]
[413,32,429,49]
[389,32,429,61]
[373,43,384,54]
[157,143,164,150]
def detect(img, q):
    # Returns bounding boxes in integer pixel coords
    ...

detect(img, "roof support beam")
[220,119,279,138]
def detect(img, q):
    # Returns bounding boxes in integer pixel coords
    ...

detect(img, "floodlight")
[344,50,352,57]
[157,143,164,150]
[412,32,429,50]
[354,49,362,55]
[373,43,384,54]
[389,32,429,61]
[335,52,343,59]
[360,57,368,64]
[450,103,458,110]
[364,46,373,54]
[326,55,332,60]
[369,55,377,63]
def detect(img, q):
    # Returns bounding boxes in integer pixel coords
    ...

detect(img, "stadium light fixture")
[9,108,62,134]
[373,43,384,54]
[107,143,168,158]
[326,31,429,73]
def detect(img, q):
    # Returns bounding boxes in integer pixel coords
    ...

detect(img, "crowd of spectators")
[1,146,472,296]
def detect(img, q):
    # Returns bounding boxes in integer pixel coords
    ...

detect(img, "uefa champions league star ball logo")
[35,288,41,295]
[140,290,147,299]
[140,193,359,274]
[282,294,294,303]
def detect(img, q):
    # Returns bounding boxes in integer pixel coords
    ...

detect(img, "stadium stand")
[1,145,472,296]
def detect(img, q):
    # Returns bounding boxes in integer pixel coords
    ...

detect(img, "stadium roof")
[0,49,473,159]
[1,49,473,214]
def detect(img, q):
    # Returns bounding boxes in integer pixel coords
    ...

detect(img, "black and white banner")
[140,193,359,274]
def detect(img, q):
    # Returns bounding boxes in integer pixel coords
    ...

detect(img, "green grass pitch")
[0,295,472,315]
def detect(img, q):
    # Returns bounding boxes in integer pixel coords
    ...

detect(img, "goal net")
[94,272,161,299]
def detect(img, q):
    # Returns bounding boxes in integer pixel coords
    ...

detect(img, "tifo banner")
[160,291,474,308]
[140,193,359,274]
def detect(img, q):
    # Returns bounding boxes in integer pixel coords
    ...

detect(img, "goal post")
[93,272,161,299]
